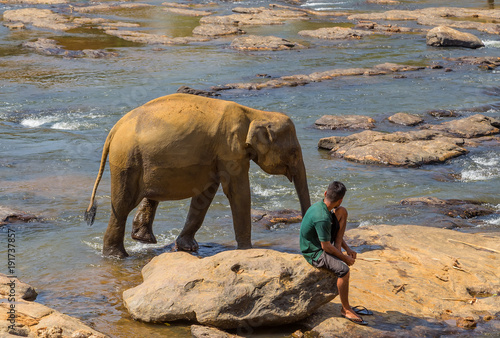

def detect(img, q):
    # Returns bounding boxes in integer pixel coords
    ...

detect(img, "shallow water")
[0,0,499,336]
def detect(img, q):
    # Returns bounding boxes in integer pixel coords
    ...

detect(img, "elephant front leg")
[131,198,159,244]
[175,182,219,252]
[222,172,252,250]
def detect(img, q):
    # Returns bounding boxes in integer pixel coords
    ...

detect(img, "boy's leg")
[338,271,362,320]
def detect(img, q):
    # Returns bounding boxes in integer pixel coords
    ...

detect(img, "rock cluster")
[230,35,306,51]
[298,27,375,40]
[0,274,108,337]
[400,197,496,219]
[23,38,118,58]
[251,209,302,228]
[318,114,500,166]
[123,249,338,329]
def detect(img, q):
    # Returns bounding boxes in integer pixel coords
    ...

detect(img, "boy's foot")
[341,308,368,325]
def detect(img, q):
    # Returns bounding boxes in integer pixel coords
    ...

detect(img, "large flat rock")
[299,224,500,337]
[421,114,500,138]
[123,249,338,329]
[318,130,468,167]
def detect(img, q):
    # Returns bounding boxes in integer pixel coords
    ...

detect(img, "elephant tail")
[85,130,113,226]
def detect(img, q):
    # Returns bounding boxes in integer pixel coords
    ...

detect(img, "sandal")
[341,313,368,325]
[352,305,373,316]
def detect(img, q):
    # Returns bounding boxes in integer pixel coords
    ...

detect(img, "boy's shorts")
[312,251,350,278]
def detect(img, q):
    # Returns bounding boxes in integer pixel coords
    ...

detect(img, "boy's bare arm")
[321,241,355,266]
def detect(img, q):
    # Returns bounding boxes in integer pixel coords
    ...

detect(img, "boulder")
[318,130,468,167]
[298,27,375,40]
[123,249,338,329]
[0,206,39,226]
[426,26,484,49]
[400,197,496,219]
[299,224,500,337]
[388,112,423,126]
[315,115,376,130]
[230,35,306,51]
[421,114,500,138]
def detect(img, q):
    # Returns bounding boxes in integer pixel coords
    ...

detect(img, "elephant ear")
[245,120,275,160]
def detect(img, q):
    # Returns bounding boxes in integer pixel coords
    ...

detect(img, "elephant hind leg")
[176,182,219,252]
[131,198,159,244]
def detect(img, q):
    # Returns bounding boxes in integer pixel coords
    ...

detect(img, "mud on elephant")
[85,93,311,258]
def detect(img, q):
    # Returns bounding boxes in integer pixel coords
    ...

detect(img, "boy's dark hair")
[325,181,346,203]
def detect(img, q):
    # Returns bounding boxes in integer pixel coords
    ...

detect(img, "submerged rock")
[315,115,376,130]
[426,26,484,49]
[400,196,496,218]
[23,38,118,58]
[388,112,424,126]
[0,206,40,226]
[123,249,338,329]
[318,130,468,167]
[230,35,306,51]
[176,86,220,97]
[251,209,302,228]
[299,27,375,40]
[3,8,76,31]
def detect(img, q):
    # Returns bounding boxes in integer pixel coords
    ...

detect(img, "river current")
[0,0,499,336]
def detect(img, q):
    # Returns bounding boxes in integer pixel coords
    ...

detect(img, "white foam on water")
[460,153,500,182]
[20,116,57,128]
[486,216,500,226]
[51,122,83,130]
[483,40,500,48]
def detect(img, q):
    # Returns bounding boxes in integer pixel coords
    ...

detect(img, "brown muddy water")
[0,0,499,336]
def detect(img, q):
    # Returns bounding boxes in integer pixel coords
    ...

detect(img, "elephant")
[85,93,311,258]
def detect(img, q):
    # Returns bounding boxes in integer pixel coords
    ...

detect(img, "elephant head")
[245,117,311,216]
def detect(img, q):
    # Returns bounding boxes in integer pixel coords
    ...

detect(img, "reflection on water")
[1,0,500,336]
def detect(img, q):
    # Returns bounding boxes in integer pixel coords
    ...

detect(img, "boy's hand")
[344,255,355,266]
[346,248,357,259]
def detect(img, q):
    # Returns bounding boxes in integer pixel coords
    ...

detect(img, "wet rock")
[421,114,500,138]
[193,24,244,37]
[123,249,338,329]
[0,206,39,226]
[3,22,26,30]
[427,109,458,118]
[74,3,152,13]
[400,197,496,219]
[251,209,302,228]
[426,26,484,49]
[230,35,306,51]
[388,112,423,126]
[318,130,468,167]
[448,56,500,70]
[176,86,219,97]
[355,21,420,33]
[199,7,308,27]
[456,316,478,329]
[23,38,118,58]
[104,30,210,45]
[0,274,38,301]
[191,325,243,338]
[315,115,376,130]
[298,27,375,40]
[299,224,500,337]
[213,63,427,91]
[3,8,76,31]
[0,277,107,337]
[163,7,213,16]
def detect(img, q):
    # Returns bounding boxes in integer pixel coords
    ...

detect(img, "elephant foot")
[175,235,199,252]
[131,227,157,244]
[237,242,253,250]
[102,246,129,259]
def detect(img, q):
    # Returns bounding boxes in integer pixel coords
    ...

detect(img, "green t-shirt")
[299,200,335,264]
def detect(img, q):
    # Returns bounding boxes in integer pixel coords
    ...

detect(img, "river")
[0,0,499,336]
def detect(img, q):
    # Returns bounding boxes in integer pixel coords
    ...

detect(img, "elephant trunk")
[293,159,311,217]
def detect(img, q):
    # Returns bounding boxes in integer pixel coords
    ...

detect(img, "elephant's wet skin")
[85,93,311,258]
[131,198,158,244]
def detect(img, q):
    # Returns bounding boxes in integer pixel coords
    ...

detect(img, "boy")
[300,181,368,325]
